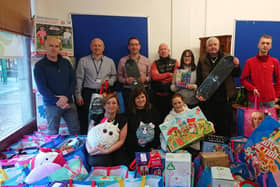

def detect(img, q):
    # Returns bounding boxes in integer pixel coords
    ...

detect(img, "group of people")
[34,34,280,166]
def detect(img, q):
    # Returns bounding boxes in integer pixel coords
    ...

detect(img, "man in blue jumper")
[34,36,80,135]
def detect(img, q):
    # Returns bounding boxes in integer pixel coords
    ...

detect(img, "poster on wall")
[32,16,74,56]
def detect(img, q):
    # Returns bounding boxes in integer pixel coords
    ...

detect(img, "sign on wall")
[32,16,74,56]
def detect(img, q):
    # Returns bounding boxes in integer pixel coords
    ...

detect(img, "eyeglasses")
[184,55,191,58]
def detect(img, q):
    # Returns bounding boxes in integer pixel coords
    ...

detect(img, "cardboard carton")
[200,152,229,168]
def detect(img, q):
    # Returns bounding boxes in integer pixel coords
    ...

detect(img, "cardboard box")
[165,153,192,187]
[211,167,235,187]
[200,152,229,168]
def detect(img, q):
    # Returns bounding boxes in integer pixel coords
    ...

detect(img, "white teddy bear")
[87,119,120,151]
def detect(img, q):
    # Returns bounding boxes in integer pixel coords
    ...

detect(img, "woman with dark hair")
[86,93,128,166]
[170,49,199,108]
[125,86,161,163]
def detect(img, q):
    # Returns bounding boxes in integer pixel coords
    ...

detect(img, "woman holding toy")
[86,93,128,166]
[125,86,161,164]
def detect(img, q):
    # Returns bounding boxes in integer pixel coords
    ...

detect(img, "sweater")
[240,54,280,102]
[125,108,161,155]
[34,55,75,105]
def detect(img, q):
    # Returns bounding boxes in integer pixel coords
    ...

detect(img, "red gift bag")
[237,96,277,137]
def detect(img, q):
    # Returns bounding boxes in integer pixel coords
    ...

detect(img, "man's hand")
[138,76,146,84]
[76,97,84,106]
[196,95,206,102]
[102,79,109,84]
[253,89,260,97]
[233,57,239,67]
[275,97,279,103]
[126,77,135,84]
[56,95,69,108]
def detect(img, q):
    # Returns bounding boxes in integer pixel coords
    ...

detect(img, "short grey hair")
[206,37,220,47]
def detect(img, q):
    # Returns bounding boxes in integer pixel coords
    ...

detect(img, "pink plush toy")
[25,148,66,184]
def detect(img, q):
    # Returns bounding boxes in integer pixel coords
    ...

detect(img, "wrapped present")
[165,153,192,187]
[159,107,214,152]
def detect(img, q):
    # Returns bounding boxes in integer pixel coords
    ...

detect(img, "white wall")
[35,0,280,62]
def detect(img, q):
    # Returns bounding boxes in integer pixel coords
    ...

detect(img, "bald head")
[90,38,105,57]
[158,43,170,58]
[45,36,61,61]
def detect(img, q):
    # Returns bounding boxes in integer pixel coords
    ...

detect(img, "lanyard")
[91,56,103,78]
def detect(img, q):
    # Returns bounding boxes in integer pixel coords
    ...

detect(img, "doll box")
[200,152,229,168]
[165,153,192,187]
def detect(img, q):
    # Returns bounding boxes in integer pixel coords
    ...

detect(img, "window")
[0,30,34,141]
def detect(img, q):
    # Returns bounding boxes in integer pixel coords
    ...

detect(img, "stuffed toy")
[87,119,120,150]
[25,148,66,184]
[136,122,155,147]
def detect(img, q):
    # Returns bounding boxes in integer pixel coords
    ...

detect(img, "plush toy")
[136,122,155,147]
[25,148,66,184]
[30,148,66,169]
[87,119,120,150]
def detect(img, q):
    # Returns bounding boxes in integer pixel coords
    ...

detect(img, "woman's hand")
[186,84,197,90]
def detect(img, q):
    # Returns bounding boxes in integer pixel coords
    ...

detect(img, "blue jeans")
[248,101,275,108]
[45,103,80,135]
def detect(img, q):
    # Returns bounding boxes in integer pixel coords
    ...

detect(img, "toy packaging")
[244,116,280,186]
[202,135,229,154]
[165,152,192,187]
[159,106,214,152]
[175,69,191,88]
[211,167,235,187]
[200,152,229,168]
[197,56,235,100]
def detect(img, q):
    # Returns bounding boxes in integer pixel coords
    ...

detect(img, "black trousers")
[77,88,99,135]
[152,93,172,123]
[199,99,233,138]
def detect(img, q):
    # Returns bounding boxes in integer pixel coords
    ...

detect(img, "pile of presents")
[1,106,280,187]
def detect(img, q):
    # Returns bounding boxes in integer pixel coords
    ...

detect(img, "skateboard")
[197,56,234,100]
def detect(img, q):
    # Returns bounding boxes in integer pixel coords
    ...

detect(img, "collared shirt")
[75,55,117,99]
[118,55,151,88]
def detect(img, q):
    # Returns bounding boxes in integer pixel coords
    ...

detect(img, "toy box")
[165,153,192,187]
[160,107,214,152]
[175,69,191,88]
[211,167,235,187]
[202,135,229,154]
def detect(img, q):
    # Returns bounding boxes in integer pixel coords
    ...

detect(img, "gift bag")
[85,165,129,181]
[228,136,248,163]
[244,116,280,186]
[0,165,30,186]
[237,96,277,137]
[88,80,110,122]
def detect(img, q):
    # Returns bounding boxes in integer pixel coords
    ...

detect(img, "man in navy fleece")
[34,36,80,135]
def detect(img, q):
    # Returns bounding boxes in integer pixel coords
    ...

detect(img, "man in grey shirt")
[75,38,117,134]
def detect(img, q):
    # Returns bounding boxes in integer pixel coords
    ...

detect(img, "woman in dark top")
[86,93,128,166]
[125,86,161,164]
